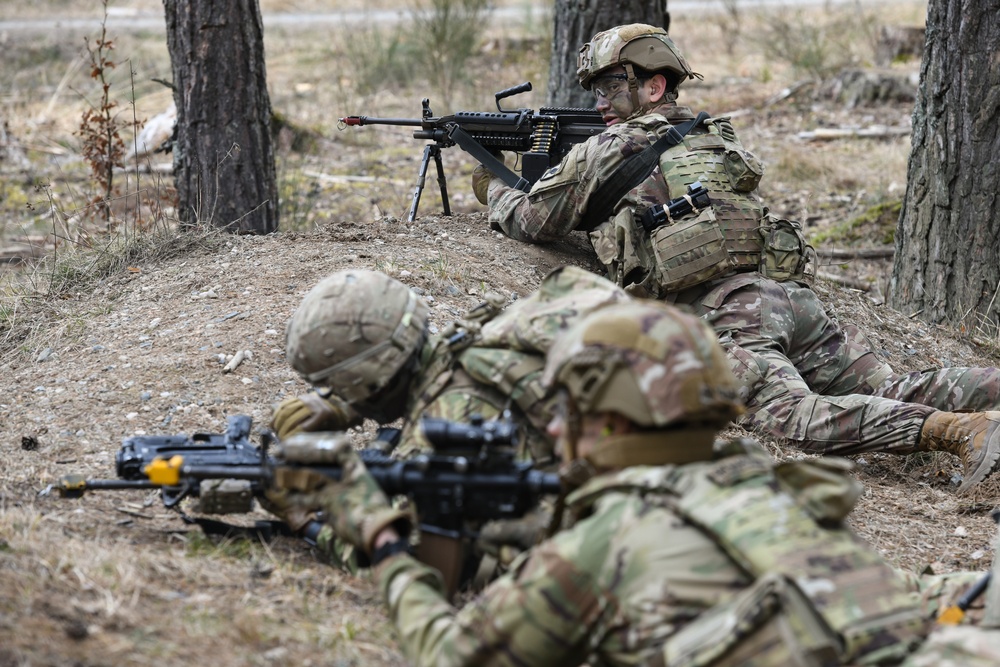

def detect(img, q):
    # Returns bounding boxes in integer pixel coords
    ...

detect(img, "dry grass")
[0,505,403,666]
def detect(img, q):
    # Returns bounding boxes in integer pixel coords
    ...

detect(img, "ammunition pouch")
[651,572,843,667]
[651,207,735,293]
[773,457,862,526]
[758,214,815,283]
[723,148,764,193]
[669,456,925,666]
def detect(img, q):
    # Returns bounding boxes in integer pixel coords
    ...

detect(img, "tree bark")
[163,0,278,233]
[547,0,669,108]
[889,0,1000,331]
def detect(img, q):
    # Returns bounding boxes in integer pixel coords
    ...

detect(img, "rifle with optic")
[41,414,561,544]
[338,82,605,222]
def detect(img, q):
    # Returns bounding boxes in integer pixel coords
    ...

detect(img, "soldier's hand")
[259,483,321,534]
[471,164,494,206]
[271,392,357,440]
[476,506,551,566]
[272,433,412,555]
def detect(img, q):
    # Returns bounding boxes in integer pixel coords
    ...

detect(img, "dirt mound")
[4,210,1000,664]
[0,212,603,666]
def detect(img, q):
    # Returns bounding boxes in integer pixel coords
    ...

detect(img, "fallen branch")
[817,247,895,260]
[0,245,46,264]
[764,79,815,107]
[817,270,875,291]
[223,349,253,374]
[797,126,911,141]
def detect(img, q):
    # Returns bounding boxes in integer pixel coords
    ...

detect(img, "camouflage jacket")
[395,266,628,463]
[374,439,926,667]
[488,103,770,298]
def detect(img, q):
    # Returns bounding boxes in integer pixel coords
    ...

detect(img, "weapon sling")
[577,111,709,232]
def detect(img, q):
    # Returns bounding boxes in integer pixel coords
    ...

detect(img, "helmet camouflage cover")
[542,301,743,429]
[577,23,697,90]
[285,269,429,403]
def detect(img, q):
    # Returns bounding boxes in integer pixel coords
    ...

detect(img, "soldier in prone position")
[270,299,1000,666]
[266,265,628,581]
[474,23,1000,492]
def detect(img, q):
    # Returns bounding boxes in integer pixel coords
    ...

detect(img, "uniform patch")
[539,163,564,181]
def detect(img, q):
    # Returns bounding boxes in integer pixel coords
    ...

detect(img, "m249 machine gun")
[339,82,605,222]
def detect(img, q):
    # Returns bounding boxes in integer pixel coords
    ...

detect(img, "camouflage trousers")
[682,274,1000,455]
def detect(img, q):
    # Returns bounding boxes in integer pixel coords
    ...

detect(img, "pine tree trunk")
[163,0,278,233]
[889,0,1000,331]
[547,0,669,108]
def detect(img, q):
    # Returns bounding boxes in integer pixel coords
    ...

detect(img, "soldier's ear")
[648,74,669,103]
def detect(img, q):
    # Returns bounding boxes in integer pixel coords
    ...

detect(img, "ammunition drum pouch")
[758,214,815,284]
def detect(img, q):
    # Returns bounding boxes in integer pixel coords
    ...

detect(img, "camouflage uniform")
[374,442,932,666]
[683,275,1000,456]
[486,95,1000,459]
[902,627,1000,667]
[286,297,996,666]
[280,266,629,573]
[394,333,542,459]
[371,264,631,462]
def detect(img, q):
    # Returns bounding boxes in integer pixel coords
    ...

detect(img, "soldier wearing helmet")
[576,23,697,121]
[268,266,630,581]
[274,268,538,456]
[475,23,1000,492]
[274,266,628,460]
[271,300,1000,665]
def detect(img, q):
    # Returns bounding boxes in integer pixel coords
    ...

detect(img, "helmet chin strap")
[623,62,644,113]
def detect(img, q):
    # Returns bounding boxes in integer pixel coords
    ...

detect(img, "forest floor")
[5,1,1000,666]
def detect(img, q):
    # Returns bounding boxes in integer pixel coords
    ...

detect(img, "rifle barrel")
[339,116,424,127]
[89,479,159,490]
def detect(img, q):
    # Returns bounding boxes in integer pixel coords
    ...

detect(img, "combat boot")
[918,411,1000,493]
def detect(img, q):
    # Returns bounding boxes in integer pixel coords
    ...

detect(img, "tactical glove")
[271,392,357,441]
[472,152,516,205]
[475,505,551,566]
[271,433,412,555]
[471,164,495,206]
[259,479,322,534]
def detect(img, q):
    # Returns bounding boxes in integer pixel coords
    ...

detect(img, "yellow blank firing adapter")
[936,605,966,626]
[145,455,185,486]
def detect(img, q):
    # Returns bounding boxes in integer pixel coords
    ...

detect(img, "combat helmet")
[577,24,699,110]
[285,269,430,404]
[543,300,743,465]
